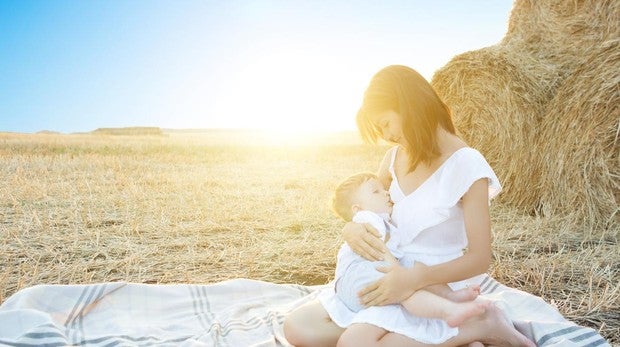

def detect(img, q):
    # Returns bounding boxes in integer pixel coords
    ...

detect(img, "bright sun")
[210,47,370,133]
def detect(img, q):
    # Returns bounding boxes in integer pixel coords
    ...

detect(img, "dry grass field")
[0,131,618,344]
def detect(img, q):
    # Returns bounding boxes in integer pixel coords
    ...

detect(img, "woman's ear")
[351,204,361,214]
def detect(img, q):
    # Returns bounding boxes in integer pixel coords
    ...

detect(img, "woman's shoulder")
[379,146,399,169]
[440,146,498,184]
[439,146,502,201]
[377,146,398,187]
[448,147,488,166]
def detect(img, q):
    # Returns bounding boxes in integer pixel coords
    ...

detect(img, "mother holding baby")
[283,65,585,347]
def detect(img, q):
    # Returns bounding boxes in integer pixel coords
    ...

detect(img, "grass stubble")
[0,131,618,344]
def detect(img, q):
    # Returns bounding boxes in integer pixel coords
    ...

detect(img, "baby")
[331,172,487,327]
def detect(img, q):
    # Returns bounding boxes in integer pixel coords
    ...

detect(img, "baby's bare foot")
[446,285,480,302]
[446,301,488,327]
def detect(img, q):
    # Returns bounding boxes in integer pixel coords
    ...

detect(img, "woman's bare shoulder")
[377,147,395,188]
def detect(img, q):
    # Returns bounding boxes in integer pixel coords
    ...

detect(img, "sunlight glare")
[210,47,368,133]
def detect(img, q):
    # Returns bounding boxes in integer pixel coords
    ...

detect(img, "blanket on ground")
[0,277,610,346]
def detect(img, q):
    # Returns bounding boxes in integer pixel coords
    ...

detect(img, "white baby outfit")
[334,210,403,312]
[319,146,501,344]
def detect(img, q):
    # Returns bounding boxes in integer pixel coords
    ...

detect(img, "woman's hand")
[358,262,428,306]
[342,222,386,261]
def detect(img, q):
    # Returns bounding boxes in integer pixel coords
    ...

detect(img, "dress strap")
[388,146,399,178]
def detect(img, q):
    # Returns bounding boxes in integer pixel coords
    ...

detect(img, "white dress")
[319,146,501,344]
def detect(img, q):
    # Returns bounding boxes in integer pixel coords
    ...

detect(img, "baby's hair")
[331,172,378,222]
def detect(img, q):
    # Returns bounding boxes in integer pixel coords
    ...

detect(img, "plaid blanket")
[0,277,610,346]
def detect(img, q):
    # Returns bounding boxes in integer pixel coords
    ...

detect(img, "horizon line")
[1,126,360,135]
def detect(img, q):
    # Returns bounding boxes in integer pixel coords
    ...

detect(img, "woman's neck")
[435,127,466,157]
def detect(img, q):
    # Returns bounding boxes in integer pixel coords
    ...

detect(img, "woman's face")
[372,110,404,145]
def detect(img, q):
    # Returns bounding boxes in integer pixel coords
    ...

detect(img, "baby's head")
[331,172,393,221]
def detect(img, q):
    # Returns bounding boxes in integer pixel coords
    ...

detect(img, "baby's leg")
[424,283,480,302]
[401,290,489,327]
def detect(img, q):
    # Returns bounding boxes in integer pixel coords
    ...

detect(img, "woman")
[283,65,536,347]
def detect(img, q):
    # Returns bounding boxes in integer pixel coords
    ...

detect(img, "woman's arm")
[415,178,493,287]
[342,222,387,261]
[359,178,493,306]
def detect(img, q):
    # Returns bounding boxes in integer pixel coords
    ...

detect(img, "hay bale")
[537,39,620,228]
[431,46,550,213]
[431,0,619,227]
[503,0,620,74]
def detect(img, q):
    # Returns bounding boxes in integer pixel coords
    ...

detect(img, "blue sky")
[0,0,513,133]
